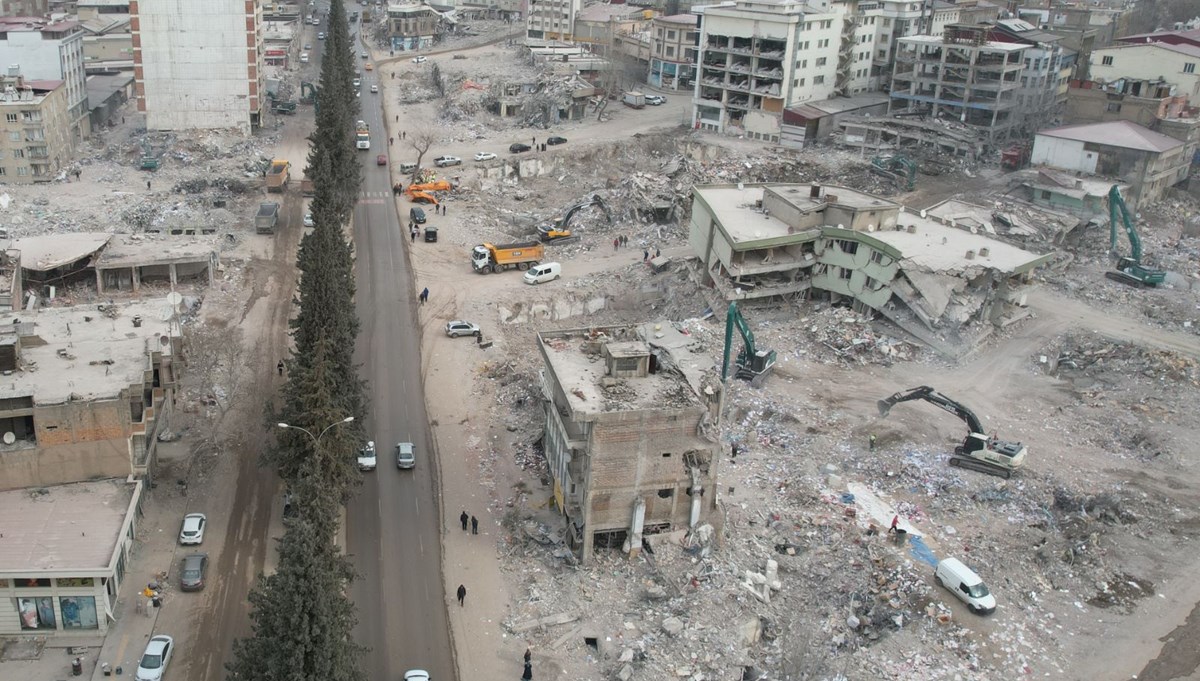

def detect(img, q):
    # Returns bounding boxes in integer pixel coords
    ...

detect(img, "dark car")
[180,553,208,592]
[509,143,531,153]
[546,136,567,145]
[410,206,426,224]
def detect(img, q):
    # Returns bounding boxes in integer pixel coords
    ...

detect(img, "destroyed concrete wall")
[0,397,136,492]
[811,231,899,311]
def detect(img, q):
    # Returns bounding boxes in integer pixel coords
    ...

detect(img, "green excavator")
[1106,185,1166,288]
[721,302,777,387]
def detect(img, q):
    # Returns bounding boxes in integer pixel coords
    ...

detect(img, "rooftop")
[899,34,1027,52]
[95,234,218,268]
[0,479,138,573]
[694,185,802,245]
[1,300,177,405]
[657,13,697,24]
[1037,120,1183,153]
[1096,41,1200,59]
[577,4,645,21]
[873,207,1049,273]
[538,323,712,416]
[10,233,110,272]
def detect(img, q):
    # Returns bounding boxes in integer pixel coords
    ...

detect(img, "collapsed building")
[688,183,1052,355]
[537,323,723,564]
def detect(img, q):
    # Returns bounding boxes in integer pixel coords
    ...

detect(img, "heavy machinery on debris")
[405,180,452,206]
[266,160,290,192]
[721,302,777,387]
[471,242,544,274]
[537,194,612,242]
[877,385,1027,478]
[870,154,917,191]
[1106,185,1166,288]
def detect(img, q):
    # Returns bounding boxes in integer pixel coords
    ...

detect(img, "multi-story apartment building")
[0,18,89,145]
[387,3,440,51]
[78,0,132,72]
[133,0,265,133]
[649,13,698,91]
[0,0,46,15]
[0,73,73,182]
[526,0,581,41]
[1017,4,1130,79]
[1089,42,1200,106]
[890,24,1028,143]
[990,19,1065,115]
[693,0,845,140]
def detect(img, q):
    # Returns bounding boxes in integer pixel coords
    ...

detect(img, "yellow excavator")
[401,179,453,206]
[537,194,612,242]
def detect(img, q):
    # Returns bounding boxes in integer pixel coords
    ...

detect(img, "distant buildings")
[1089,42,1200,106]
[0,17,89,144]
[0,73,74,182]
[387,3,441,51]
[132,0,265,133]
[526,0,582,41]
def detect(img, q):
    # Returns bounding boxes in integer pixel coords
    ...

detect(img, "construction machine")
[870,154,917,191]
[720,302,777,387]
[1106,185,1166,288]
[405,180,453,196]
[877,386,1026,478]
[536,194,612,242]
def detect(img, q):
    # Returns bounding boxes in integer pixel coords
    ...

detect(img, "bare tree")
[409,131,436,174]
[180,322,254,454]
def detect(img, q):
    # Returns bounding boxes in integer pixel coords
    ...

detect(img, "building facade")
[1089,43,1200,106]
[387,3,440,51]
[0,75,73,182]
[133,0,265,133]
[526,0,581,41]
[0,18,89,145]
[1065,78,1191,128]
[537,324,722,564]
[648,13,698,91]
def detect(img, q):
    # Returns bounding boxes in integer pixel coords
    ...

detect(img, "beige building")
[0,75,74,183]
[1065,77,1191,128]
[1089,42,1200,106]
[648,13,697,91]
[387,3,441,51]
[526,0,581,41]
[538,323,723,563]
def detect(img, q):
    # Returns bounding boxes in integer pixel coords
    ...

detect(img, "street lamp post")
[277,416,355,449]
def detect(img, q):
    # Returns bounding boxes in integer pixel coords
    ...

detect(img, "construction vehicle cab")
[877,385,1026,478]
[1106,185,1166,288]
[536,194,612,242]
[721,302,777,387]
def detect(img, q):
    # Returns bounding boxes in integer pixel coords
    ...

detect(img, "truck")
[266,160,290,192]
[355,120,371,150]
[301,177,315,196]
[471,242,544,274]
[272,100,297,115]
[622,91,646,109]
[256,203,281,234]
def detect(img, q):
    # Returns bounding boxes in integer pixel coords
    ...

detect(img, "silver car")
[396,442,415,469]
[136,635,174,681]
[444,320,480,338]
[179,513,206,545]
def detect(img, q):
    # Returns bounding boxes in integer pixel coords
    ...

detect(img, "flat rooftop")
[538,322,712,416]
[2,300,177,405]
[899,34,1027,52]
[95,234,217,268]
[695,186,798,244]
[769,183,897,212]
[10,233,111,272]
[874,209,1048,273]
[0,479,136,572]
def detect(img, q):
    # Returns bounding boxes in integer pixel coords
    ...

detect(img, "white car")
[179,513,206,545]
[304,43,312,50]
[357,441,377,472]
[370,84,378,93]
[434,155,462,167]
[136,635,174,681]
[404,672,430,681]
[304,212,314,227]
[396,442,415,469]
[352,78,361,88]
[445,320,480,338]
[646,94,667,106]
[411,55,427,63]
[473,152,496,162]
[317,32,325,39]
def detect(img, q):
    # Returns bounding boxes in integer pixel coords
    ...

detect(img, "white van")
[300,53,310,63]
[524,262,561,285]
[935,557,996,615]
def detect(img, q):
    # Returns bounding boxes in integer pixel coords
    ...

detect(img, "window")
[1106,102,1121,113]
[816,57,827,66]
[668,30,676,40]
[818,39,829,48]
[1186,62,1197,74]
[60,596,99,630]
[17,166,27,176]
[800,41,809,50]
[814,75,825,84]
[865,275,879,289]
[1101,55,1113,66]
[667,46,675,57]
[4,113,15,123]
[797,77,805,86]
[870,250,885,265]
[15,578,52,588]
[7,131,18,142]
[839,267,852,280]
[0,167,6,176]
[16,597,56,629]
[834,238,859,254]
[657,488,674,498]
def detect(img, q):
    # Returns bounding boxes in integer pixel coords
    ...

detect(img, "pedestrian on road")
[532,136,536,147]
[460,510,469,531]
[396,114,399,122]
[403,131,406,139]
[420,287,429,304]
[731,442,739,459]
[613,238,619,251]
[621,235,628,247]
[411,229,417,243]
[471,515,478,534]
[522,662,533,680]
[655,247,661,258]
[146,180,151,191]
[869,433,877,451]
[457,584,467,606]
[888,515,899,534]
[121,116,125,125]
[277,360,285,376]
[75,169,82,181]
[524,648,532,665]
[643,249,649,262]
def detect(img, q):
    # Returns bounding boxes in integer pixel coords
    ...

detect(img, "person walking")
[411,227,417,243]
[522,662,532,680]
[524,649,532,665]
[532,136,537,147]
[655,247,661,259]
[731,442,739,459]
[403,131,406,139]
[643,249,649,262]
[457,584,467,606]
[420,287,429,304]
[869,433,877,451]
[613,237,619,251]
[146,180,151,191]
[470,515,478,534]
[277,360,285,376]
[460,510,469,531]
[888,514,899,534]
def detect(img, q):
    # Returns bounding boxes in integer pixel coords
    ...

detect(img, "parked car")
[303,212,314,227]
[370,84,378,93]
[180,554,208,592]
[646,94,666,105]
[411,55,427,63]
[404,671,430,681]
[300,53,310,64]
[445,320,480,338]
[318,32,325,39]
[546,136,567,145]
[352,78,361,88]
[396,442,416,469]
[410,206,426,224]
[360,51,368,59]
[179,513,206,545]
[509,143,531,154]
[357,441,377,471]
[935,557,997,615]
[434,155,462,167]
[377,154,387,166]
[304,43,311,50]
[136,635,174,681]
[524,262,562,285]
[474,151,497,162]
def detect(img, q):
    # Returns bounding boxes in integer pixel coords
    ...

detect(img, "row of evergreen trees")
[228,0,367,677]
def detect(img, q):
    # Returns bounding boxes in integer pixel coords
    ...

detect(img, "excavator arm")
[1108,185,1142,263]
[877,385,986,435]
[721,302,776,384]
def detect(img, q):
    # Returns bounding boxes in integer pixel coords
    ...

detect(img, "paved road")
[347,48,457,681]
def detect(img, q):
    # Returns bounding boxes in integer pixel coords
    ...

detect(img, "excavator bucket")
[877,400,893,418]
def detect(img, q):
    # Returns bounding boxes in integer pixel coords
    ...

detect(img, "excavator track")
[948,455,1013,479]
[1104,270,1151,288]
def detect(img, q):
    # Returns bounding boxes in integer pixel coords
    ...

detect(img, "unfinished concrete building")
[890,25,1028,144]
[689,183,1051,355]
[0,301,180,492]
[537,324,722,563]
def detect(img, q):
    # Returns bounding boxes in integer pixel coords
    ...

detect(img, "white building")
[0,18,89,144]
[649,14,699,91]
[526,0,582,41]
[1089,42,1200,106]
[132,0,265,133]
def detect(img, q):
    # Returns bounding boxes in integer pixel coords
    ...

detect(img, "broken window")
[840,267,852,280]
[657,488,674,499]
[834,239,859,254]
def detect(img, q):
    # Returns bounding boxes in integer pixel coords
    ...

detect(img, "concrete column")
[169,263,178,287]
[132,266,141,293]
[95,268,105,294]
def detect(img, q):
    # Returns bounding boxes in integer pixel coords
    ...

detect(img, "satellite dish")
[3,432,15,445]
[166,292,183,307]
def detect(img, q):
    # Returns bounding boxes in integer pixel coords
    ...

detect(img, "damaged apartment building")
[688,183,1051,354]
[537,323,723,564]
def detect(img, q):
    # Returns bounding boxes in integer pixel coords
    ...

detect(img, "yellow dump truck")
[471,242,544,274]
[266,160,290,192]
